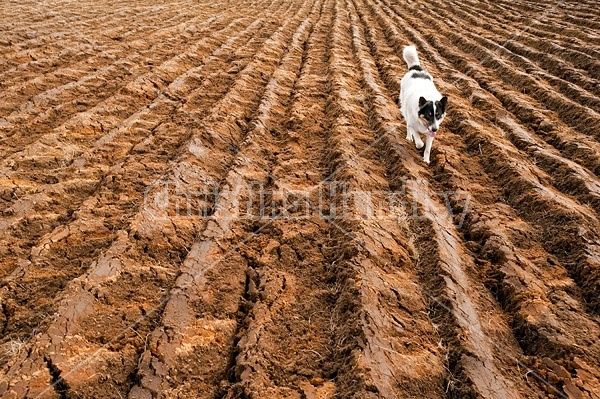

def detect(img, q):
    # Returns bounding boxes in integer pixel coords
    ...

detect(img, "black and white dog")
[399,45,447,164]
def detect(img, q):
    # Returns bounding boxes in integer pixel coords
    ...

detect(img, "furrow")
[436,1,600,98]
[379,0,600,322]
[494,0,600,36]
[0,12,203,120]
[397,2,600,213]
[361,1,600,394]
[0,0,266,94]
[436,148,600,399]
[0,8,238,159]
[457,78,600,218]
[0,1,209,77]
[0,6,113,71]
[124,2,323,397]
[378,0,600,197]
[505,3,600,50]
[444,0,600,85]
[0,12,264,234]
[378,1,600,315]
[452,116,600,315]
[348,0,541,397]
[0,5,202,113]
[0,5,180,87]
[0,12,275,301]
[0,13,251,213]
[0,0,305,396]
[317,0,450,397]
[0,0,287,376]
[2,1,600,398]
[220,2,341,397]
[393,1,600,146]
[465,82,600,178]
[450,0,600,62]
[483,0,600,46]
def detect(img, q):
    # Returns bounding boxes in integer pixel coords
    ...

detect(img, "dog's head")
[418,96,447,137]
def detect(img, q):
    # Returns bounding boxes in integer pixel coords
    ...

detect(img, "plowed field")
[1,0,599,397]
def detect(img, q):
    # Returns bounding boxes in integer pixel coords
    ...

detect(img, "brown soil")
[1,0,599,398]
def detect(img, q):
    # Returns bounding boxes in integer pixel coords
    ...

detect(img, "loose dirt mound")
[1,0,599,398]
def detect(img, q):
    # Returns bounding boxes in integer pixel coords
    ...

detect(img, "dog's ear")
[439,96,448,111]
[419,96,427,108]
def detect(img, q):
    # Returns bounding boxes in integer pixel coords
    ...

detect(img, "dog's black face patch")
[411,71,431,80]
[418,98,435,124]
[419,96,447,127]
[435,96,447,119]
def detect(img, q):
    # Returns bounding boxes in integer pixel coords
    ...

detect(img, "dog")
[399,45,447,164]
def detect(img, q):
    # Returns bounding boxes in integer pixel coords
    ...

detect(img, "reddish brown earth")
[1,0,600,397]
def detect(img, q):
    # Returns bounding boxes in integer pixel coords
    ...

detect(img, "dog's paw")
[423,156,430,164]
[406,135,413,142]
[415,142,424,150]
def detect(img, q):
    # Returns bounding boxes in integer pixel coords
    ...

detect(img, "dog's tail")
[403,45,420,69]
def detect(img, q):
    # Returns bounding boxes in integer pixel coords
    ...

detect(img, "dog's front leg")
[412,130,424,149]
[423,135,434,164]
